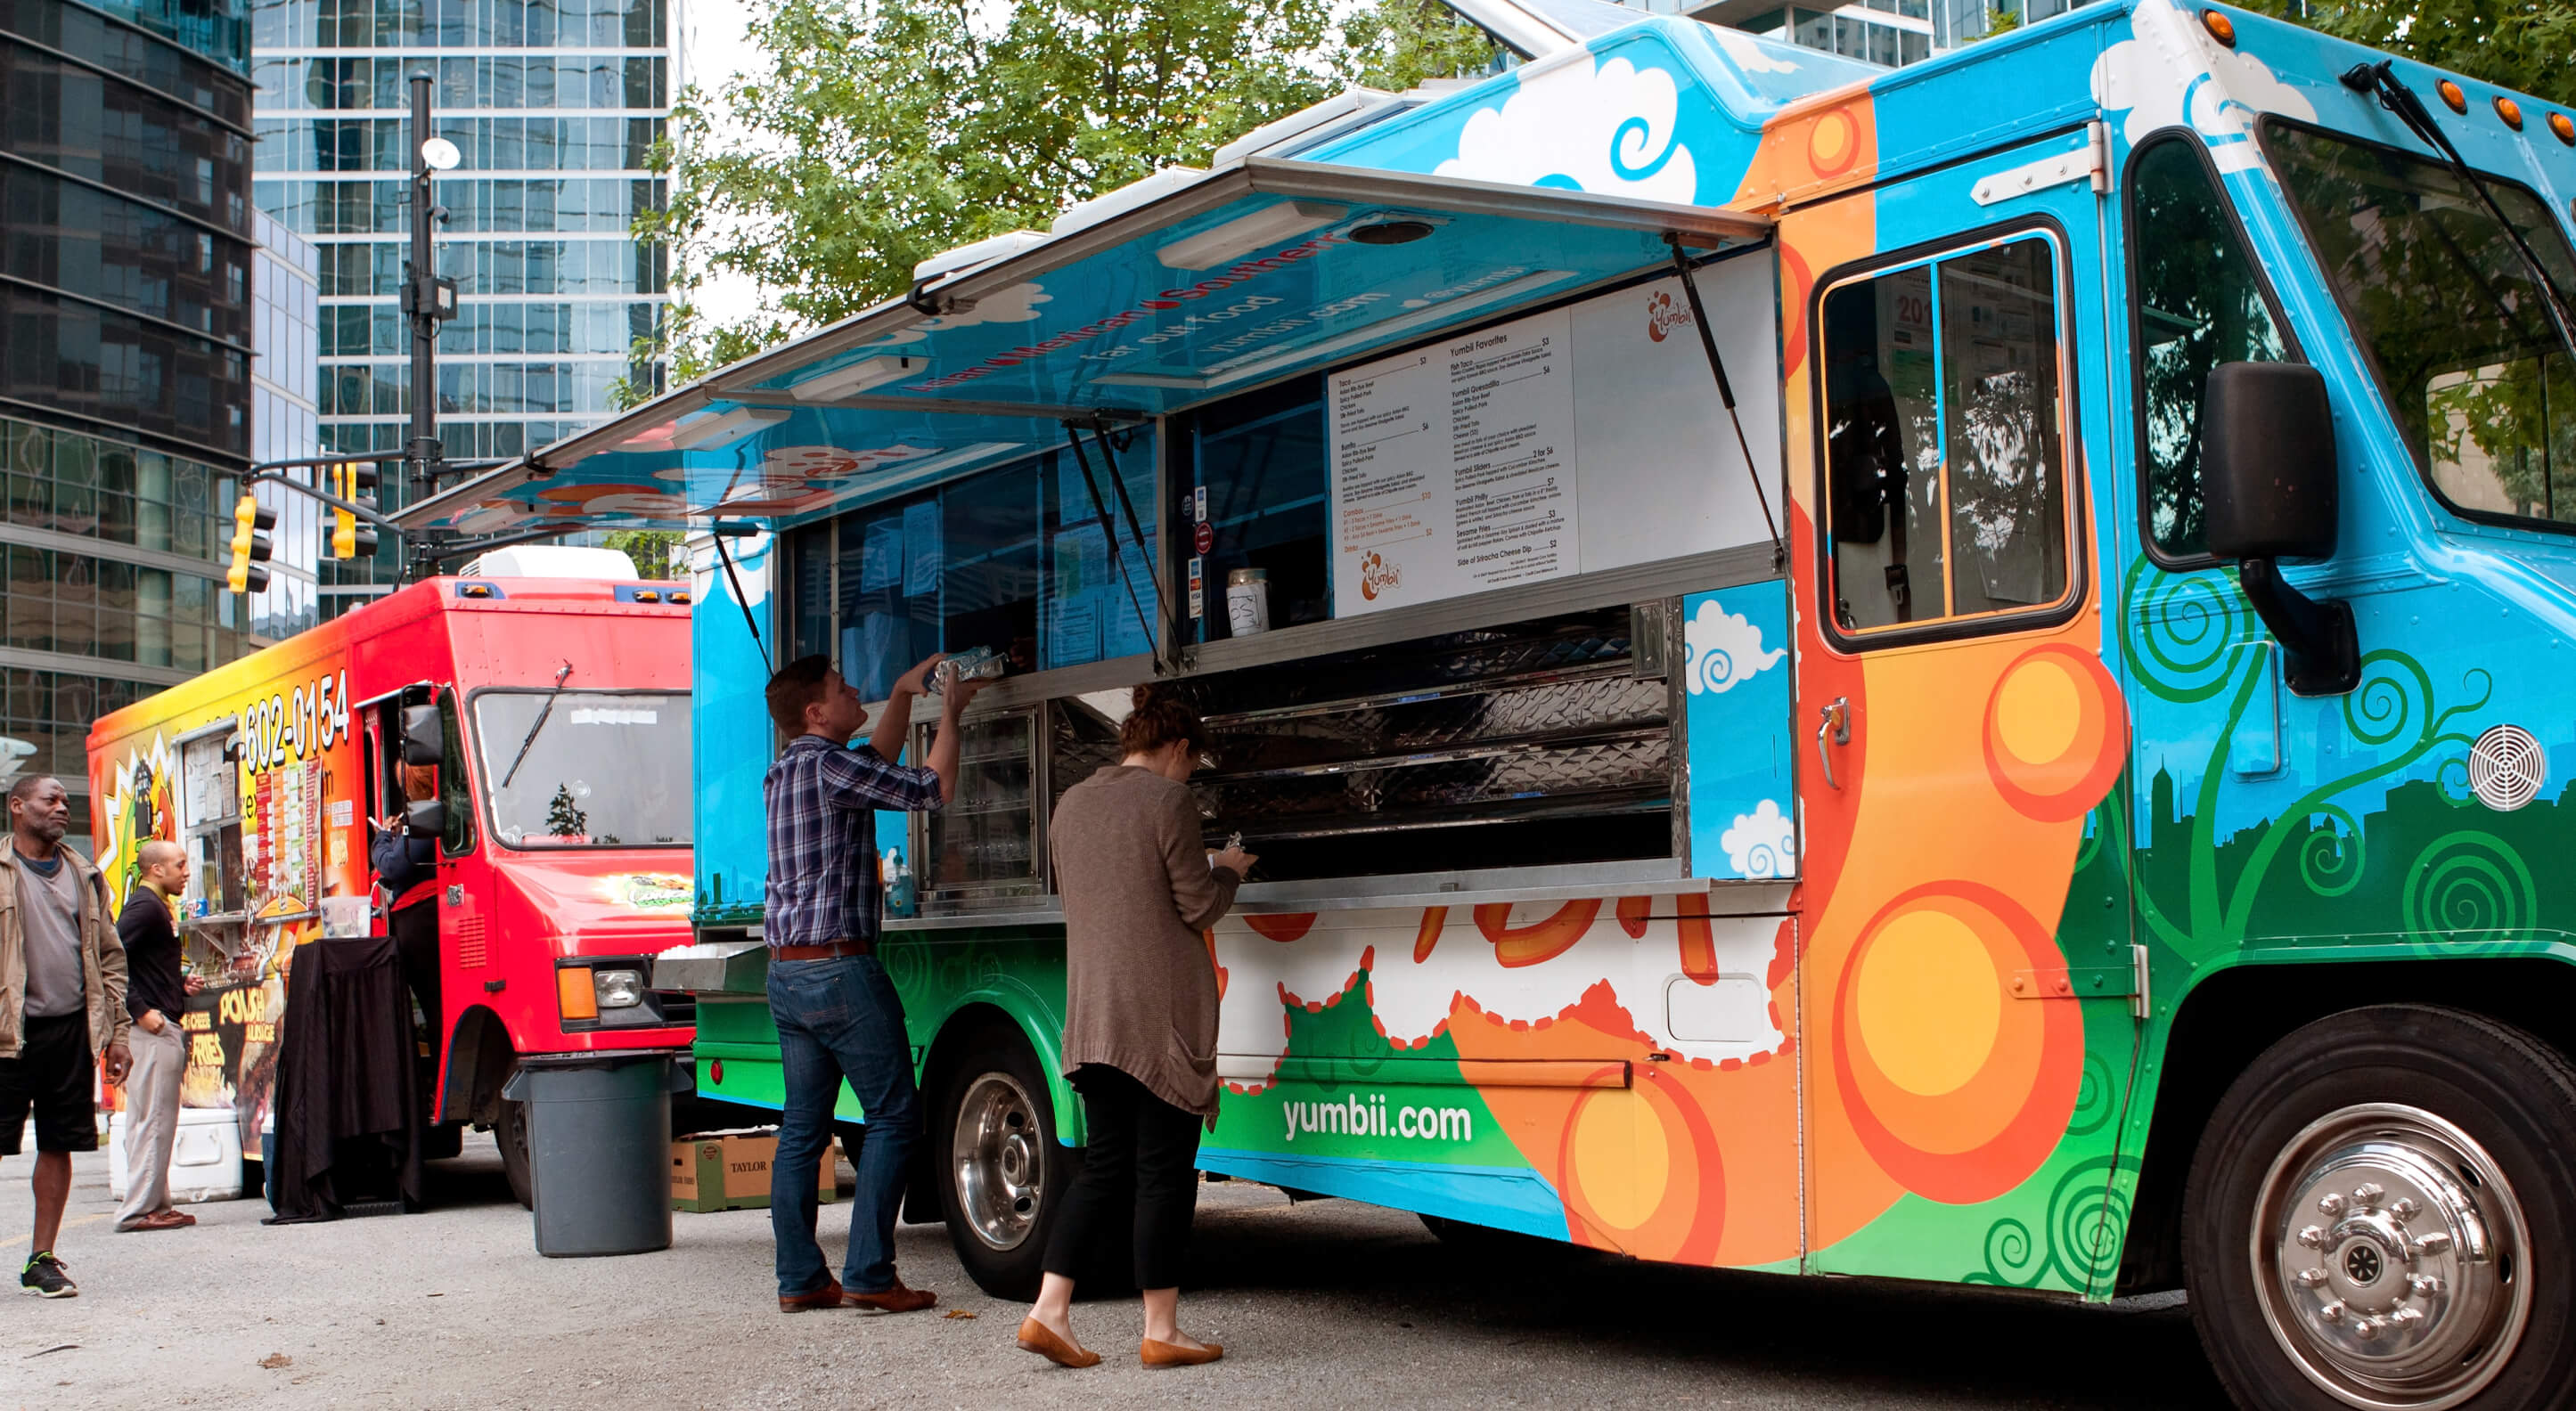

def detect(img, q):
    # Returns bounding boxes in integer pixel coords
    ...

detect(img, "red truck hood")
[490,850,696,958]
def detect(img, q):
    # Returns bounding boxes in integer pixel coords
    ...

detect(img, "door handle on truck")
[1815,697,1851,790]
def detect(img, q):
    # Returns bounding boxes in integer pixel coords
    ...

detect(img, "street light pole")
[401,71,461,580]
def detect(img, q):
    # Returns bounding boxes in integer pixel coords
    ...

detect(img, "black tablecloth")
[264,934,424,1223]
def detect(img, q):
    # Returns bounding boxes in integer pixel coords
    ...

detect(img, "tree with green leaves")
[623,0,1496,396]
[606,528,685,579]
[2243,0,2576,108]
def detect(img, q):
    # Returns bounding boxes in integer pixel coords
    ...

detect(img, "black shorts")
[0,1013,97,1154]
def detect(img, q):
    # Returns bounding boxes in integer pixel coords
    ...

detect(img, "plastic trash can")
[502,1053,682,1257]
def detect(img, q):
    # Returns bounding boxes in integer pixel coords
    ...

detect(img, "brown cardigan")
[1050,764,1241,1121]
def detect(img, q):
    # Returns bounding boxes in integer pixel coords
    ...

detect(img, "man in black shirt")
[114,840,194,1235]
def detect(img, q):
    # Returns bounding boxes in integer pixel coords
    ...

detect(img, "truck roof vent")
[459,544,641,579]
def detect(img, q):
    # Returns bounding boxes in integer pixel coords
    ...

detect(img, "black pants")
[1042,1064,1203,1290]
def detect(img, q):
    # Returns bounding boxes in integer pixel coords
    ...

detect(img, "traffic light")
[328,461,380,559]
[225,493,274,594]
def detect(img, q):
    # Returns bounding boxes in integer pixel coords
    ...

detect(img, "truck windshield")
[472,691,691,848]
[2266,121,2576,528]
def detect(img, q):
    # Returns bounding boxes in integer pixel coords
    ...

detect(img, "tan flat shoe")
[1017,1317,1101,1368]
[1141,1338,1223,1367]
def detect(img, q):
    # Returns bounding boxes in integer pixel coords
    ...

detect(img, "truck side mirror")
[401,705,444,766]
[2197,362,2358,696]
[405,798,447,836]
[2203,361,2338,559]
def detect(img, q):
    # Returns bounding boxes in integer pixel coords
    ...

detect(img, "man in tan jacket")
[0,775,132,1298]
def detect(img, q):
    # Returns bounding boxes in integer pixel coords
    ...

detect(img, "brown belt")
[773,939,872,960]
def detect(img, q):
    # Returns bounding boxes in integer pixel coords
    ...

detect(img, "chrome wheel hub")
[2253,1103,2529,1409]
[952,1073,1044,1252]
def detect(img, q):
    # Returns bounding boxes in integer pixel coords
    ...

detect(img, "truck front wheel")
[495,1088,534,1210]
[2184,1004,2576,1410]
[931,1023,1068,1301]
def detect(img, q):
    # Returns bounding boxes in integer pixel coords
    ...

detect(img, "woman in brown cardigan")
[1016,686,1255,1370]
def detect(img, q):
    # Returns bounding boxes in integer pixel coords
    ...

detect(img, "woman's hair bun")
[1121,681,1206,757]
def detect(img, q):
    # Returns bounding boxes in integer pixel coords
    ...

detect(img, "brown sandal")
[1017,1317,1101,1368]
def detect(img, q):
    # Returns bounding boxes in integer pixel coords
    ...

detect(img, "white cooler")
[108,1107,243,1203]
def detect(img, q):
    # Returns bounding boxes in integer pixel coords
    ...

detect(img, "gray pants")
[115,1022,186,1225]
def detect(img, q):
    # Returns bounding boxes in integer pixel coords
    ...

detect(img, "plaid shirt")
[763,735,942,950]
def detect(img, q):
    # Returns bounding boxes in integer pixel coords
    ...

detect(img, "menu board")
[1327,266,1783,619]
[1329,308,1578,616]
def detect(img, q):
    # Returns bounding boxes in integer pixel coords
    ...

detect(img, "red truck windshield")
[472,689,692,848]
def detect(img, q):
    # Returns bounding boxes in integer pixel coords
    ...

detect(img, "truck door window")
[2129,135,2292,559]
[438,690,476,856]
[1821,232,2073,636]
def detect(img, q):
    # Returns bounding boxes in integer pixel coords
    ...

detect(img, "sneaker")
[20,1252,75,1299]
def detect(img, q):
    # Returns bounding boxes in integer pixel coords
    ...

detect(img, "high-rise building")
[1,0,262,820]
[248,0,672,601]
[1631,0,2105,67]
[249,208,325,636]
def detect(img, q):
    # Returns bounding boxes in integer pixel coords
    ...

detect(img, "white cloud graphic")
[1437,54,1699,204]
[1685,599,1784,696]
[1721,799,1795,879]
[862,281,1054,347]
[2091,0,2317,173]
[1708,28,1801,76]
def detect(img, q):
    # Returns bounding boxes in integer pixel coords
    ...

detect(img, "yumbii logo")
[1282,1092,1474,1144]
[1356,551,1402,601]
[1644,287,1693,343]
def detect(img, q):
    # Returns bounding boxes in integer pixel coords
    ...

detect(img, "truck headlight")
[593,968,645,1008]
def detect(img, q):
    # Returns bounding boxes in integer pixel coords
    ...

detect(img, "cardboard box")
[672,1129,840,1212]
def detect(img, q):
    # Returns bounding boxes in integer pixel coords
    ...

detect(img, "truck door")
[1787,131,2143,1294]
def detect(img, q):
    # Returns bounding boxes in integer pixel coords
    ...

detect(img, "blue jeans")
[767,954,920,1297]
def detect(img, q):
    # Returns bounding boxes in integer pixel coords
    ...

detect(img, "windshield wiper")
[500,660,574,788]
[2344,61,2576,370]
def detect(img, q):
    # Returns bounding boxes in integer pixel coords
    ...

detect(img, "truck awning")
[396,156,1770,536]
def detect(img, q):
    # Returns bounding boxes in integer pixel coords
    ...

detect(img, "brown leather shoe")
[780,1279,848,1313]
[843,1278,936,1314]
[1141,1338,1223,1367]
[1017,1317,1101,1368]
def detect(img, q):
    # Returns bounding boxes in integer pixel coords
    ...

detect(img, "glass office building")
[1681,0,2102,65]
[1,0,261,819]
[249,0,672,596]
[249,208,325,636]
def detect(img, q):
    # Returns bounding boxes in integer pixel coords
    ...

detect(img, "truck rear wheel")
[2184,1005,2576,1410]
[932,1024,1067,1301]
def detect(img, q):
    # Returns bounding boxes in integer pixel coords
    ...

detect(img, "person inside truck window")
[1822,235,2071,632]
[372,765,441,1033]
[1823,267,1939,627]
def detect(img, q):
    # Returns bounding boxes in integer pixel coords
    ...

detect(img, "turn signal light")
[2438,80,2467,114]
[2495,96,2524,130]
[557,966,599,1020]
[2551,112,2575,145]
[2200,9,2234,45]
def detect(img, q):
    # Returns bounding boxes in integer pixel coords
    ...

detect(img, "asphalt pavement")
[0,1135,2233,1409]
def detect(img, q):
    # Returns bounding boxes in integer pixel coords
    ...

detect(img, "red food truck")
[85,556,698,1206]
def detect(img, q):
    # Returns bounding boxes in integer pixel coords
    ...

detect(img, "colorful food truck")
[85,558,699,1207]
[397,1,2576,1402]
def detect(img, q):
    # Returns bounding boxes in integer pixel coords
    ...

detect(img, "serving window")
[1820,231,2076,639]
[785,443,1159,701]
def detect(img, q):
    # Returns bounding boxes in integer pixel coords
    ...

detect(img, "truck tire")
[496,1090,534,1210]
[2183,1004,2576,1410]
[932,1023,1069,1301]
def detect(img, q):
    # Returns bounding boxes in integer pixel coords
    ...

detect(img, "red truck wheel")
[496,1093,534,1210]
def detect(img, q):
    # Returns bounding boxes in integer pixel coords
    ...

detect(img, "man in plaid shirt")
[762,650,986,1314]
